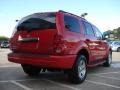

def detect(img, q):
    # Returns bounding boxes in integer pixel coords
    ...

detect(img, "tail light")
[53,34,67,55]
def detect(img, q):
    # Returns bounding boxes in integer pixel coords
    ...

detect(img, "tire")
[103,51,112,67]
[21,64,41,76]
[117,47,120,52]
[67,55,87,84]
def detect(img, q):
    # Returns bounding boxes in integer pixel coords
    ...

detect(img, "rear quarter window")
[64,15,80,33]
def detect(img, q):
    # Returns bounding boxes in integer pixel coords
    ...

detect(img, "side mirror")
[15,20,19,22]
[102,35,108,40]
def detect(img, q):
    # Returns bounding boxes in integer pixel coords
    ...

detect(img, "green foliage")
[103,27,120,41]
[0,36,9,42]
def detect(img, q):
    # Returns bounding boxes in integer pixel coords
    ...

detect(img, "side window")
[64,15,80,33]
[83,21,94,36]
[93,26,103,39]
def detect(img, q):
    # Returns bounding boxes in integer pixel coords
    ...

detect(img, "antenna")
[81,13,88,18]
[15,20,19,22]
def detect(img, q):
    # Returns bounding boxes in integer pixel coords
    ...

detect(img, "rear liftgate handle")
[18,37,39,42]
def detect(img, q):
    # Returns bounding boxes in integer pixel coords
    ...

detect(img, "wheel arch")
[76,48,89,64]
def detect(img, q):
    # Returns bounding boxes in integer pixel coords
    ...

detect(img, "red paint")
[8,11,110,69]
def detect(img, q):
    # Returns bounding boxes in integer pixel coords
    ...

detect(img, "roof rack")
[59,10,71,14]
[59,10,79,17]
[59,10,87,20]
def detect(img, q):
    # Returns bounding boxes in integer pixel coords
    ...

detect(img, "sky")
[0,0,120,37]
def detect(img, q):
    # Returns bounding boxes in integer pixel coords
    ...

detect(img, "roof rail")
[58,10,87,20]
[59,10,78,17]
[59,10,69,13]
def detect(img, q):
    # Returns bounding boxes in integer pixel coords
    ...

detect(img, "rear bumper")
[8,52,76,69]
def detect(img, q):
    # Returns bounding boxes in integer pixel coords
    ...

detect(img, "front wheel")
[67,55,87,84]
[103,51,112,67]
[21,64,41,76]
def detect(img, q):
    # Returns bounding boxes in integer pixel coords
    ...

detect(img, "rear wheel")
[67,55,87,84]
[103,51,112,67]
[21,64,41,76]
[117,47,120,52]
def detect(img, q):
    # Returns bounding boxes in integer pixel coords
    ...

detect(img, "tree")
[103,27,120,41]
[0,36,9,42]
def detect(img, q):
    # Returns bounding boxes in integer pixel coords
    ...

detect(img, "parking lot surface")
[0,49,120,90]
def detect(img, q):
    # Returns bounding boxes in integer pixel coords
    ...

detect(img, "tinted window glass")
[93,26,103,39]
[83,22,94,36]
[64,15,80,32]
[114,42,120,45]
[1,41,9,44]
[17,13,56,31]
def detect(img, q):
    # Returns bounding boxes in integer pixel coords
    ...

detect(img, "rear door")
[10,13,57,54]
[92,26,107,59]
[82,21,99,61]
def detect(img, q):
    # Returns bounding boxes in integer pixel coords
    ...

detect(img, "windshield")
[17,13,56,31]
[1,41,9,44]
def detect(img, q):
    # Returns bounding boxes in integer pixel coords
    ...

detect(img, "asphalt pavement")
[0,49,120,90]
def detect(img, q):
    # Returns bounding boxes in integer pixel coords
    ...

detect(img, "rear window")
[17,13,56,31]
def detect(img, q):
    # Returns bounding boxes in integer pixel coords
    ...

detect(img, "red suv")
[8,10,112,84]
